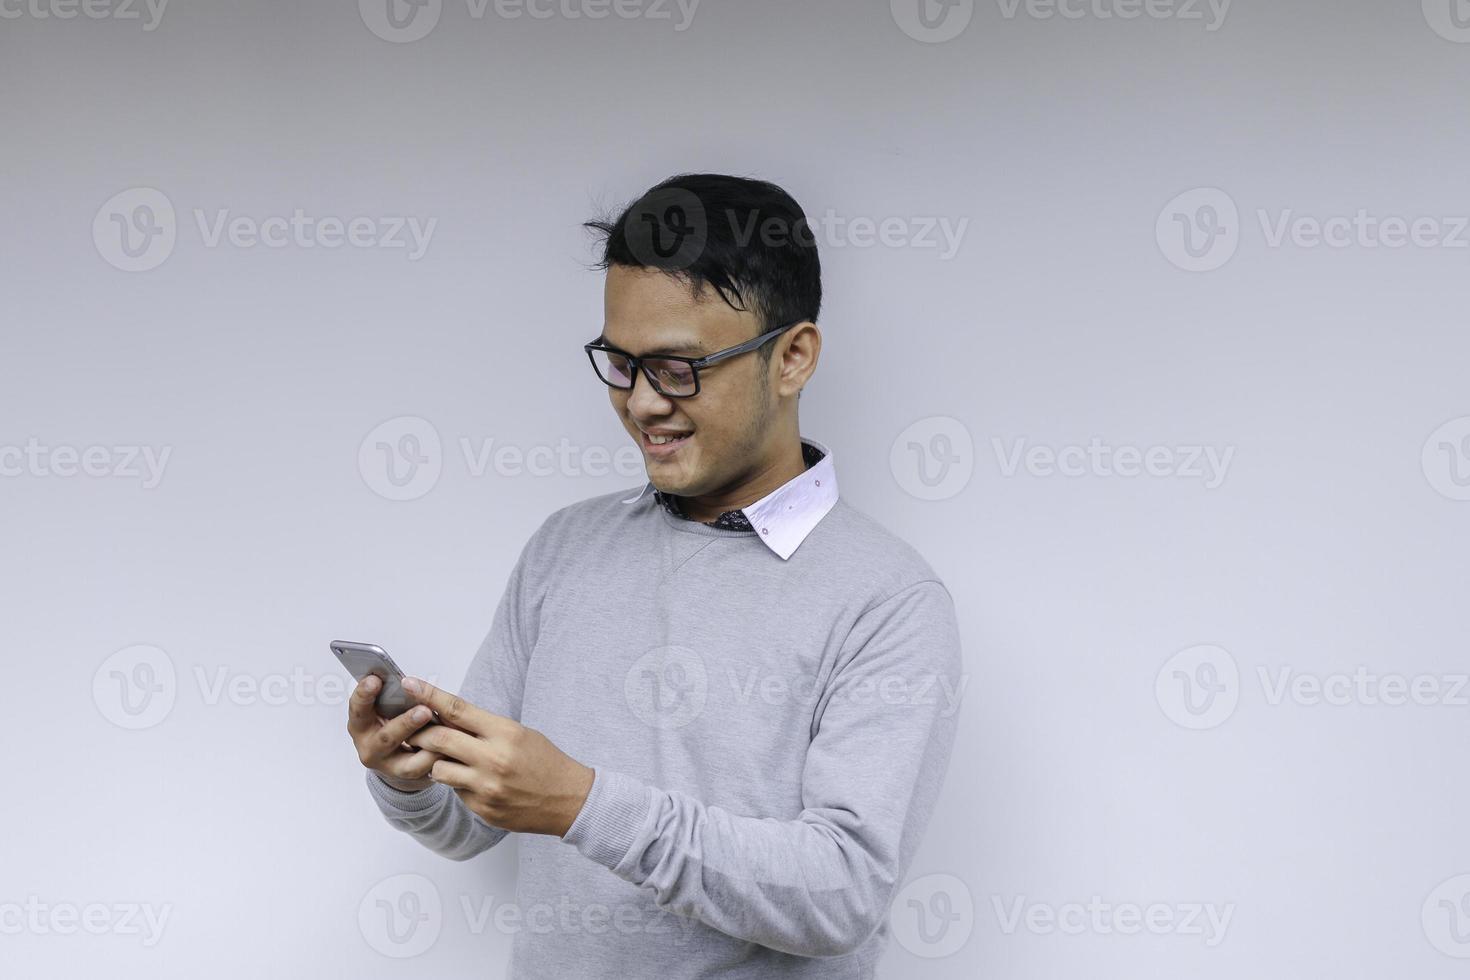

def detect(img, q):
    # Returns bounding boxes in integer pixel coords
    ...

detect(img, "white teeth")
[648,433,689,445]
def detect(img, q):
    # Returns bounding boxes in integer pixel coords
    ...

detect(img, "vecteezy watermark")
[358,0,701,43]
[191,665,425,709]
[1257,666,1470,709]
[0,438,171,488]
[891,0,1228,43]
[995,0,1229,29]
[458,892,700,945]
[725,208,970,261]
[624,647,969,729]
[1423,874,1470,958]
[0,898,173,947]
[1257,209,1470,251]
[1158,187,1470,272]
[358,873,700,957]
[0,0,168,29]
[357,416,645,502]
[991,437,1235,489]
[1156,644,1470,730]
[890,873,975,958]
[92,643,446,729]
[890,416,976,502]
[1423,0,1470,43]
[723,665,970,719]
[620,191,971,270]
[1422,416,1470,501]
[991,896,1236,946]
[93,187,437,271]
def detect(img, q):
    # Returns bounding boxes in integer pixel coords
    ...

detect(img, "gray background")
[4,0,1468,976]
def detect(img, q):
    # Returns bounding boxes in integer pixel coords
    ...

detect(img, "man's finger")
[346,675,384,736]
[364,705,436,761]
[427,757,477,792]
[382,749,444,782]
[401,678,504,737]
[405,724,486,765]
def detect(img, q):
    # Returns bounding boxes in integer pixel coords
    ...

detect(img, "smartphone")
[330,639,424,720]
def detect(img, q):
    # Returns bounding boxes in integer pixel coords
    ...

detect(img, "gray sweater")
[366,484,964,978]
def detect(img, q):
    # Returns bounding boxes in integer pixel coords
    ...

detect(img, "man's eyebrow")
[591,333,709,357]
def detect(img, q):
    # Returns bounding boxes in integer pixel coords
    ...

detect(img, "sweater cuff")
[560,766,653,871]
[366,770,451,813]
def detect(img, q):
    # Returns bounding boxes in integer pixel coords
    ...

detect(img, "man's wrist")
[552,763,597,837]
[376,771,434,794]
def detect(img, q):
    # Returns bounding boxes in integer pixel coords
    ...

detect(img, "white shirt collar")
[622,436,838,560]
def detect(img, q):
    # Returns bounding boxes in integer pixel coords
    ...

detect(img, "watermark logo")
[891,0,974,43]
[94,187,436,271]
[360,0,701,43]
[1422,416,1470,501]
[1157,187,1239,272]
[622,186,708,272]
[356,416,644,501]
[1424,874,1470,957]
[359,873,442,958]
[624,645,708,729]
[1423,0,1470,42]
[92,644,177,730]
[359,416,443,502]
[1162,189,1470,271]
[890,873,974,958]
[94,187,176,272]
[360,0,442,41]
[891,416,975,501]
[1155,644,1239,730]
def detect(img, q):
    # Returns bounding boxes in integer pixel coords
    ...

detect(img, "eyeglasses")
[584,320,803,398]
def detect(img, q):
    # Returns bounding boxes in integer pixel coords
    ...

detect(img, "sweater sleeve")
[558,579,964,958]
[364,520,547,860]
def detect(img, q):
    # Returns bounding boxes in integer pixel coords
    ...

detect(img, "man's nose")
[626,365,672,415]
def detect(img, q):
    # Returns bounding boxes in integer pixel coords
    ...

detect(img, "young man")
[348,174,964,978]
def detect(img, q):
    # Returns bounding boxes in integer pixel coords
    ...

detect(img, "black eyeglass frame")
[584,319,805,398]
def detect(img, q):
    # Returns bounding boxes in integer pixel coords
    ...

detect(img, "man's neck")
[675,437,808,523]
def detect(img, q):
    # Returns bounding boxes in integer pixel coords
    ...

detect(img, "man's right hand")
[348,675,444,793]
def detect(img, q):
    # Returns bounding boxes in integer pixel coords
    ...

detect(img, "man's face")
[600,264,775,497]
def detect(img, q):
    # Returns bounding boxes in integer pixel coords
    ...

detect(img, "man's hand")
[399,677,595,837]
[347,675,445,793]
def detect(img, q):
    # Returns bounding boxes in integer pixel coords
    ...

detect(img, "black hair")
[584,173,822,370]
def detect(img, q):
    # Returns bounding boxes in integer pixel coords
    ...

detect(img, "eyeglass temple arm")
[690,320,803,368]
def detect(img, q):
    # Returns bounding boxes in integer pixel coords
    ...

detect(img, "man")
[348,173,964,978]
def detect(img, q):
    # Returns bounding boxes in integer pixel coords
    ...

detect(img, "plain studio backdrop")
[3,1,1467,976]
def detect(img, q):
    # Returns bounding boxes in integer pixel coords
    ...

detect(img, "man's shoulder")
[543,484,649,528]
[518,484,648,553]
[804,497,949,600]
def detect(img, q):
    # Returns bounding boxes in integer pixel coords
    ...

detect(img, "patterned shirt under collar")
[653,441,826,531]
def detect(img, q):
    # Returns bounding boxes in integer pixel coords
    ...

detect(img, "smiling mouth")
[641,430,693,455]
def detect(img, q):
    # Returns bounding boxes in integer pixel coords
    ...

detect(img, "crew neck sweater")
[365,479,964,978]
